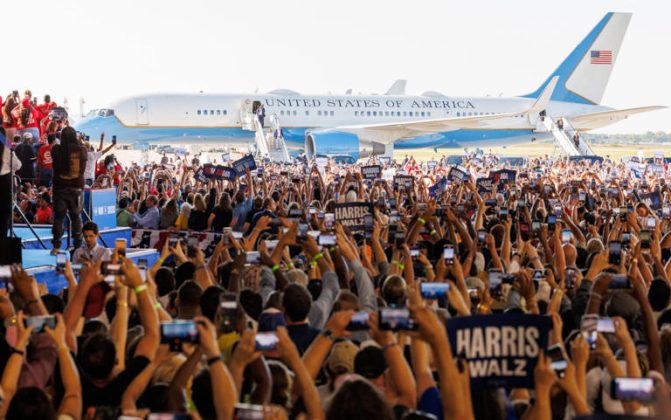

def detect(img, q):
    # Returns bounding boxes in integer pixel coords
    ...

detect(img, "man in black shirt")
[14,132,35,183]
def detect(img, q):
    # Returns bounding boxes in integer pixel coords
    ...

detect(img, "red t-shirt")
[38,144,53,169]
[35,206,53,224]
[11,106,42,129]
[37,102,56,117]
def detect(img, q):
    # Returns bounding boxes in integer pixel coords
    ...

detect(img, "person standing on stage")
[0,128,22,238]
[50,126,87,254]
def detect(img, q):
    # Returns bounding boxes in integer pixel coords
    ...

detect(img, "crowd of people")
[1,109,671,419]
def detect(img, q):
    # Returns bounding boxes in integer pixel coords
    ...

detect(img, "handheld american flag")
[591,50,612,65]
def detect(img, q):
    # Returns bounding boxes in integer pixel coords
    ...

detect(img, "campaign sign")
[213,165,236,181]
[334,203,374,233]
[194,167,209,183]
[233,155,257,175]
[394,175,414,190]
[640,191,662,210]
[362,165,381,180]
[85,188,117,230]
[427,160,438,170]
[379,156,391,165]
[448,167,467,184]
[445,314,551,388]
[428,178,447,198]
[203,163,216,179]
[476,177,494,194]
[491,169,517,184]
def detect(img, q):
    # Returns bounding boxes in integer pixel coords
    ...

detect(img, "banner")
[379,156,391,165]
[334,203,374,233]
[203,163,216,179]
[428,178,447,198]
[640,191,662,210]
[445,314,551,388]
[476,177,494,194]
[315,156,328,167]
[85,188,118,230]
[194,167,209,183]
[394,175,414,190]
[361,165,381,180]
[427,160,437,170]
[491,169,517,184]
[448,167,468,183]
[233,155,257,175]
[214,165,236,181]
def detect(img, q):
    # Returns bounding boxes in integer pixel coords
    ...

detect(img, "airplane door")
[135,98,149,125]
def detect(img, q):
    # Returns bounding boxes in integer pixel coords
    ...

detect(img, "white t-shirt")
[85,150,102,180]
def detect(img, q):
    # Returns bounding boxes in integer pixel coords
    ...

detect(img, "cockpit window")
[86,109,100,117]
[97,109,115,117]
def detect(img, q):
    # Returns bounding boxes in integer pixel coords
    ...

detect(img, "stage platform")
[24,248,159,294]
[13,224,132,250]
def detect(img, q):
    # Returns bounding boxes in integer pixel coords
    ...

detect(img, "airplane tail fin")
[523,12,631,105]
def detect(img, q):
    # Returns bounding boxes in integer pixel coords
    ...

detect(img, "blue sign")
[233,155,257,176]
[445,314,551,389]
[85,188,117,230]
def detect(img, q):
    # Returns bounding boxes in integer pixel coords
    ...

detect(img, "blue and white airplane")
[74,12,663,159]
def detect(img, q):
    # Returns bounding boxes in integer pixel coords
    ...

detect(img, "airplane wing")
[311,77,558,145]
[570,106,667,130]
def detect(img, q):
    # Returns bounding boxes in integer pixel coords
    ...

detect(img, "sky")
[2,0,669,134]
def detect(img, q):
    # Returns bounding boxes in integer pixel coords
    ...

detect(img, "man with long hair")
[50,126,87,254]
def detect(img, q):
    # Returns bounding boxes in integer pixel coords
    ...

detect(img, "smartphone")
[561,229,572,244]
[565,268,577,290]
[160,321,199,351]
[477,229,487,244]
[346,311,370,331]
[609,274,631,290]
[218,298,238,334]
[168,237,179,248]
[394,232,405,247]
[379,308,416,331]
[484,199,497,207]
[56,251,67,273]
[610,377,655,403]
[547,214,557,231]
[112,135,117,144]
[24,315,56,333]
[608,241,622,265]
[663,207,670,219]
[499,208,509,220]
[531,221,541,236]
[581,314,598,349]
[265,239,279,250]
[548,344,568,378]
[443,245,455,265]
[622,232,631,247]
[187,235,199,248]
[420,282,450,299]
[138,258,148,282]
[579,192,586,202]
[234,403,265,420]
[289,208,304,219]
[646,217,656,229]
[115,238,127,257]
[101,261,123,276]
[245,251,261,265]
[324,213,335,229]
[597,317,615,333]
[255,332,279,351]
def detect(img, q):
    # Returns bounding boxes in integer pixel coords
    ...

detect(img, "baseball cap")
[354,346,387,379]
[83,282,112,319]
[327,340,359,374]
[22,132,33,140]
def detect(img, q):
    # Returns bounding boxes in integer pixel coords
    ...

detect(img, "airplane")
[74,12,664,160]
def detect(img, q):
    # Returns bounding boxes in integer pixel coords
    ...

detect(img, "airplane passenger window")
[397,111,401,116]
[409,112,413,117]
[210,110,214,115]
[367,111,371,116]
[224,110,227,115]
[330,111,334,116]
[456,112,460,116]
[197,110,201,115]
[293,111,297,116]
[403,112,407,116]
[373,111,377,116]
[355,111,358,116]
[217,110,221,115]
[318,111,322,116]
[305,111,310,116]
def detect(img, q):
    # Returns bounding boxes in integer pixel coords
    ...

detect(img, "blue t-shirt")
[418,386,443,420]
[231,198,252,231]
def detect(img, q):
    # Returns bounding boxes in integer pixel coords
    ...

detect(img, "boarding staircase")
[540,117,596,157]
[240,109,291,163]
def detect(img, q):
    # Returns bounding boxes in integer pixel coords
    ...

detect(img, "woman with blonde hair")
[188,193,209,231]
[174,202,191,230]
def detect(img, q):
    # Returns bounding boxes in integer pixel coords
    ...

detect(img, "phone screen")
[608,241,622,265]
[246,251,260,265]
[548,344,567,377]
[580,315,598,349]
[346,311,370,331]
[255,332,279,351]
[611,377,655,403]
[443,246,454,264]
[420,282,450,299]
[319,235,336,246]
[379,308,416,331]
[115,238,127,257]
[561,229,572,243]
[24,316,56,333]
[161,321,198,342]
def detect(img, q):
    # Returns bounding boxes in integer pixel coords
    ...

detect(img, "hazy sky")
[2,0,668,133]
